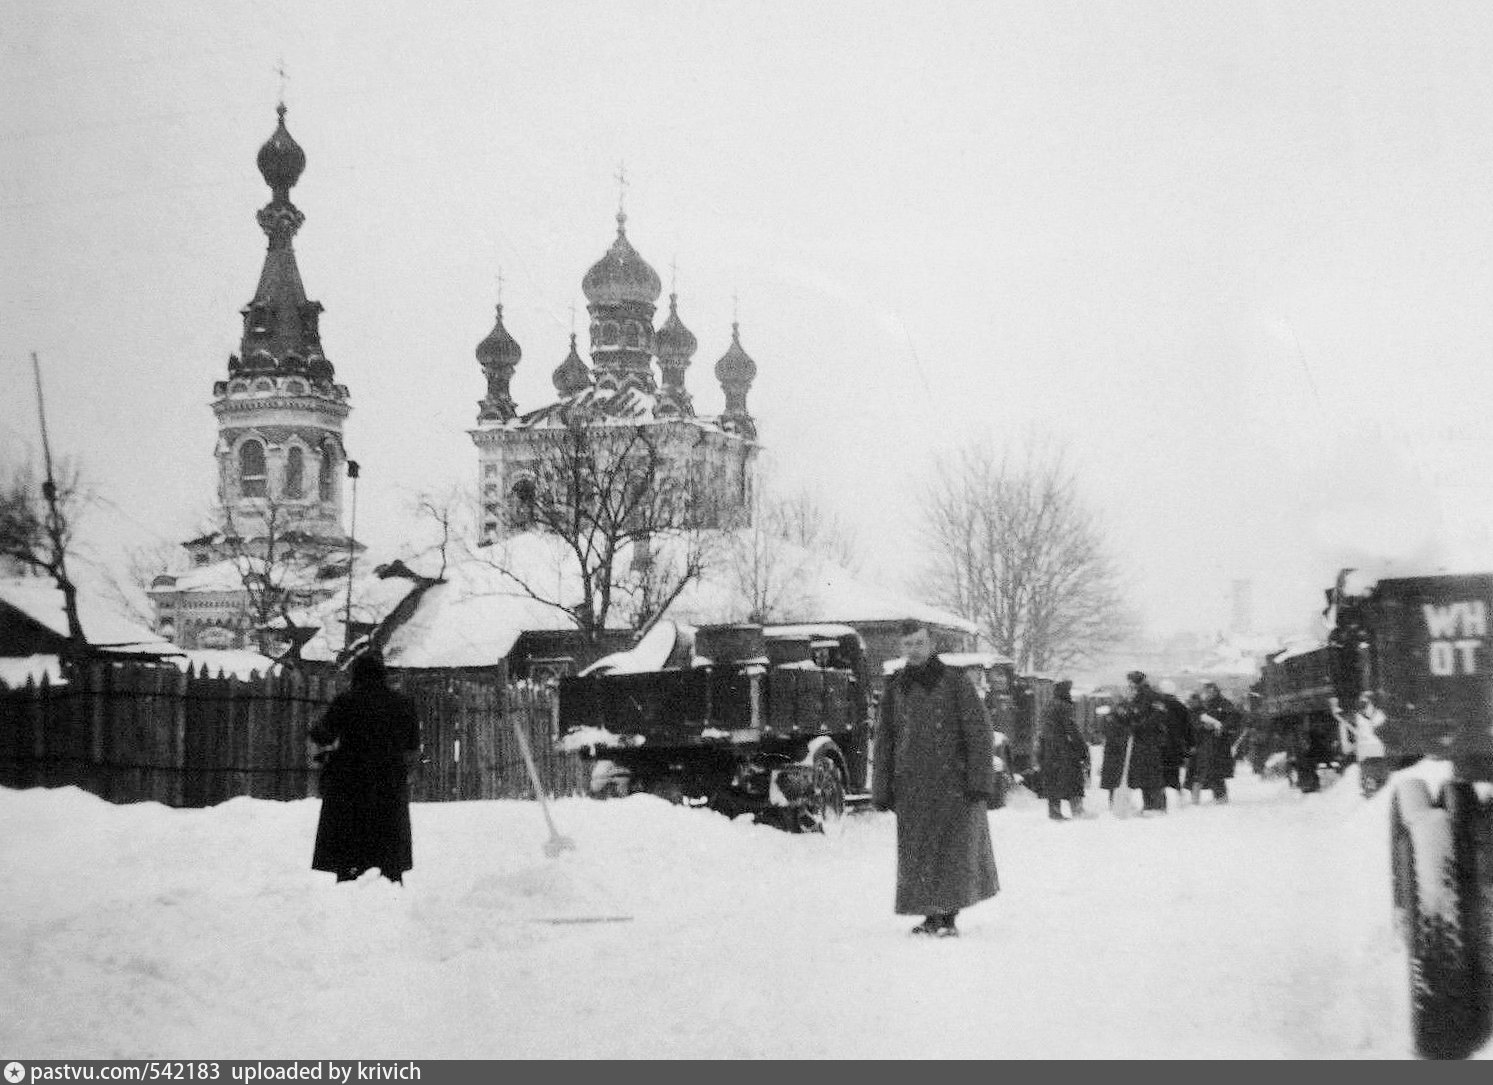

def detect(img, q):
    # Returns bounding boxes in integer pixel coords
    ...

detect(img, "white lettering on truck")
[1423,601,1487,675]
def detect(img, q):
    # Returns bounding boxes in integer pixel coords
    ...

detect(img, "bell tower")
[207,104,351,547]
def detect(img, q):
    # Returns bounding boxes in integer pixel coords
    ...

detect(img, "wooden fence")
[0,661,585,807]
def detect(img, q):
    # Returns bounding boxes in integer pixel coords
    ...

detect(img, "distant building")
[150,106,356,651]
[468,208,761,543]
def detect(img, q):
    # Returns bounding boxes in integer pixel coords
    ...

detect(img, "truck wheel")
[1441,781,1492,1055]
[640,775,686,805]
[788,751,845,835]
[1405,796,1484,1059]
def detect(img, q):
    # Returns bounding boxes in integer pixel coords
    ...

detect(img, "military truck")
[1324,569,1493,1058]
[556,620,872,832]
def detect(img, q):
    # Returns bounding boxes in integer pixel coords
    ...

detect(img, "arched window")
[284,446,304,498]
[239,440,267,498]
[602,322,620,346]
[511,477,537,528]
[318,445,335,501]
[624,322,640,347]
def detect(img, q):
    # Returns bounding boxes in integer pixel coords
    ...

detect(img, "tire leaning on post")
[1392,777,1489,1059]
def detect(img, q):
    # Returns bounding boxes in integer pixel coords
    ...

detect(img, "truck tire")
[786,749,846,835]
[1404,793,1483,1059]
[1441,781,1492,1055]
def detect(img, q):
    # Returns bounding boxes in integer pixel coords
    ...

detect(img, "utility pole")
[342,459,360,656]
[31,352,87,651]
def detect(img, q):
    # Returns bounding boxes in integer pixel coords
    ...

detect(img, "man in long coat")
[1036,679,1089,820]
[1156,679,1195,804]
[309,650,423,884]
[872,619,999,937]
[1188,681,1241,803]
[1099,671,1170,813]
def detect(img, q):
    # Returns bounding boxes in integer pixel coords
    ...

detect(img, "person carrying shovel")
[1100,671,1171,816]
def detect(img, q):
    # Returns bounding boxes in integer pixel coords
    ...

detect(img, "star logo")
[4,1063,26,1084]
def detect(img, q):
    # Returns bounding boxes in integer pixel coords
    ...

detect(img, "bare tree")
[220,499,350,659]
[767,486,862,573]
[918,436,1135,671]
[482,405,721,644]
[98,539,188,632]
[0,458,89,650]
[721,485,851,624]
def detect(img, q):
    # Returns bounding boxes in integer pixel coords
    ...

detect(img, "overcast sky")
[5,0,1493,638]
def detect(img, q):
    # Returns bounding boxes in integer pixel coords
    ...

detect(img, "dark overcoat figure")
[1037,682,1089,802]
[1189,684,1242,796]
[872,655,1000,920]
[1099,676,1169,807]
[310,653,422,882]
[1157,691,1194,791]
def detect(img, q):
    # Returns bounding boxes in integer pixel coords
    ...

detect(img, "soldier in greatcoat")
[1036,679,1090,820]
[1188,681,1242,803]
[871,619,1000,938]
[1099,671,1170,813]
[309,650,423,884]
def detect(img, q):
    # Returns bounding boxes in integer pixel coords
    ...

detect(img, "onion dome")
[581,212,662,306]
[553,333,592,395]
[656,293,697,358]
[714,322,757,384]
[256,104,306,200]
[476,304,522,370]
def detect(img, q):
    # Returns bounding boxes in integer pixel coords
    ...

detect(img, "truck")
[1257,640,1350,793]
[1322,569,1493,1058]
[556,620,872,832]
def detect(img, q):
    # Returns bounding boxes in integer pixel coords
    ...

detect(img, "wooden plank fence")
[0,661,585,807]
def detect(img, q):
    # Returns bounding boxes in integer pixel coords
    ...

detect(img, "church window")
[319,445,336,501]
[285,378,307,395]
[239,440,267,498]
[284,446,305,498]
[510,477,537,528]
[229,380,249,395]
[602,322,619,346]
[624,322,640,347]
[254,379,274,394]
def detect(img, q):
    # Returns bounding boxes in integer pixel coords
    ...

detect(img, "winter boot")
[910,917,940,936]
[933,912,960,938]
[1048,800,1067,821]
[1071,797,1086,818]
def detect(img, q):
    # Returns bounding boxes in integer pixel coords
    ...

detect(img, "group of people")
[308,624,1243,946]
[1036,670,1244,818]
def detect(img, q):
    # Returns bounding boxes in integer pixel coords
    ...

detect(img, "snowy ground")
[0,768,1452,1058]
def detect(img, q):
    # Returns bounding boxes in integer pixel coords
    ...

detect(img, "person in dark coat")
[1036,679,1089,820]
[1156,679,1195,806]
[871,619,1000,938]
[1099,671,1170,813]
[1188,681,1241,803]
[309,650,423,884]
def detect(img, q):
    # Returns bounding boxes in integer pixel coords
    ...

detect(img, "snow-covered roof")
[0,654,65,688]
[326,529,977,671]
[883,651,1015,676]
[479,383,742,438]
[0,577,174,651]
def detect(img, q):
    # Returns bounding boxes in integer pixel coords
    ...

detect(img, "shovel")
[1111,735,1136,819]
[512,716,576,858]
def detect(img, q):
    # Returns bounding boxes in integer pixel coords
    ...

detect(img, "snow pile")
[0,771,1452,1058]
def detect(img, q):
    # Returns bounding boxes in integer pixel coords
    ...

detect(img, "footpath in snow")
[0,770,1431,1058]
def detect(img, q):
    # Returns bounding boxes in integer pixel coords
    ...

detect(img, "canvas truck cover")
[1349,573,1493,768]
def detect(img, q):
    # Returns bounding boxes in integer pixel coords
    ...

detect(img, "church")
[469,206,762,544]
[149,105,766,652]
